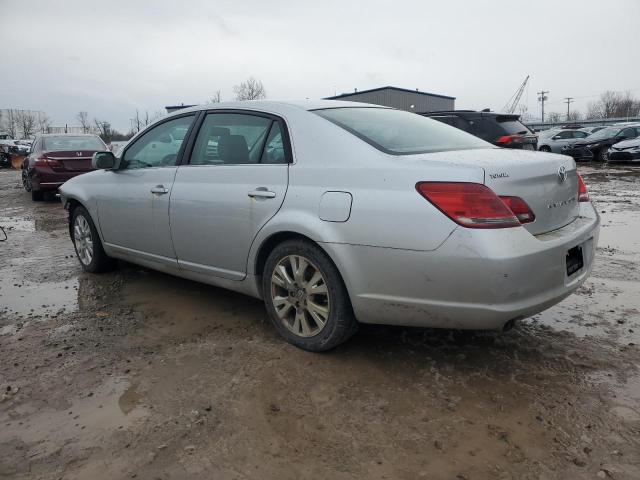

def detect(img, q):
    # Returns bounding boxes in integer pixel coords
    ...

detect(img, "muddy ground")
[0,165,639,480]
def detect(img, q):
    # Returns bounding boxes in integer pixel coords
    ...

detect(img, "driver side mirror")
[552,135,561,140]
[92,151,117,170]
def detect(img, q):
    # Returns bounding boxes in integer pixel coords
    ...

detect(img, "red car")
[22,134,107,200]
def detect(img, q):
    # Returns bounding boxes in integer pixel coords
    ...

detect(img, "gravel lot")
[1,165,639,480]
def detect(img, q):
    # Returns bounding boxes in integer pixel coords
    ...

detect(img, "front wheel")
[599,148,609,162]
[71,206,115,273]
[262,240,358,352]
[539,145,551,152]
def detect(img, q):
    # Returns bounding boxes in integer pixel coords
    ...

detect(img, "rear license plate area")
[566,245,584,276]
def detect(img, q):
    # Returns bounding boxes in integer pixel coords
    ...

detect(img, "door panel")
[97,167,178,260]
[169,112,290,280]
[170,165,288,279]
[96,114,196,262]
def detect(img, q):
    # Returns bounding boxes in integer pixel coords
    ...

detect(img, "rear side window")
[190,113,288,165]
[314,108,490,155]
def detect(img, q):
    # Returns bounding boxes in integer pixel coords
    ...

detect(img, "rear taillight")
[499,196,536,223]
[496,135,522,145]
[34,155,62,168]
[577,173,589,202]
[416,182,520,229]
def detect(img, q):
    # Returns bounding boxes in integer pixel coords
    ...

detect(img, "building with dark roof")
[325,86,455,113]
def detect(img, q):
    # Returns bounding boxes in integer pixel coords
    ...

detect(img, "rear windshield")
[44,136,105,151]
[494,116,531,135]
[314,107,491,155]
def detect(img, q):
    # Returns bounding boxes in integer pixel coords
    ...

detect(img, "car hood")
[612,138,640,149]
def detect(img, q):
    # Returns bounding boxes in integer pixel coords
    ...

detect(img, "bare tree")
[587,91,640,119]
[36,112,50,133]
[210,90,222,103]
[4,109,19,138]
[566,110,582,122]
[93,119,111,142]
[132,110,142,133]
[18,110,37,138]
[76,111,91,133]
[546,112,562,123]
[234,77,266,101]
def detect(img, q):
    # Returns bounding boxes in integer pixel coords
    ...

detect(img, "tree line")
[545,90,640,123]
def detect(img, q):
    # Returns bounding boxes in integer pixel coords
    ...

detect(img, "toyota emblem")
[557,165,567,183]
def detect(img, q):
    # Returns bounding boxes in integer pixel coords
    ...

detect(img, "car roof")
[38,133,101,137]
[167,99,389,118]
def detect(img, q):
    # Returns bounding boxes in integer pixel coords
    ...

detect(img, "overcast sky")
[2,0,639,132]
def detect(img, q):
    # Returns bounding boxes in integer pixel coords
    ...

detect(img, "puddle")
[535,277,640,344]
[0,216,36,232]
[598,209,640,253]
[121,270,264,338]
[0,275,78,318]
[0,377,147,459]
[590,371,640,422]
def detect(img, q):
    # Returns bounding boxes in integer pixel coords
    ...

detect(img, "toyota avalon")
[59,100,600,351]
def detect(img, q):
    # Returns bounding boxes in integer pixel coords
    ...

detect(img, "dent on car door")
[96,114,196,261]
[170,111,290,280]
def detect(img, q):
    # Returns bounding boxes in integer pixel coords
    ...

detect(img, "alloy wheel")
[270,255,330,337]
[22,170,31,191]
[73,215,94,266]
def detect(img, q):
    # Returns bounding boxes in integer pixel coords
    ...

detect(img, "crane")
[502,75,529,114]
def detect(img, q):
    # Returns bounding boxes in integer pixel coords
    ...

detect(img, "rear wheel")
[539,145,551,152]
[71,206,115,273]
[262,239,357,352]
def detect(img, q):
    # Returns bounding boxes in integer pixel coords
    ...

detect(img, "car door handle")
[248,189,276,199]
[150,185,169,195]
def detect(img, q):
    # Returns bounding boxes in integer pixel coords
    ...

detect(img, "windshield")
[314,107,491,155]
[44,136,106,151]
[586,127,620,141]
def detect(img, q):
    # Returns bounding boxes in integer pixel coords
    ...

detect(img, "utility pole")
[564,97,574,120]
[537,90,549,123]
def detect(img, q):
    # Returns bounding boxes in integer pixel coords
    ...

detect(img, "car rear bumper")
[324,202,600,330]
[31,167,89,191]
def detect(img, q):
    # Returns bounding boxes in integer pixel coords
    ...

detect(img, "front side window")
[190,113,287,165]
[121,115,194,169]
[315,108,490,155]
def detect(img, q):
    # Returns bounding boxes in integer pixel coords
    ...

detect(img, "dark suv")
[420,110,537,150]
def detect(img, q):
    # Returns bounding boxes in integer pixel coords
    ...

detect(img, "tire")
[262,239,358,352]
[22,169,32,191]
[599,148,608,162]
[539,145,551,152]
[71,206,115,273]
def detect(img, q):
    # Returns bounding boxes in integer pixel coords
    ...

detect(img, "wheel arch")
[252,230,352,303]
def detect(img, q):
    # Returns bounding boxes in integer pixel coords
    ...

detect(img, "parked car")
[537,129,590,153]
[0,138,28,168]
[562,125,640,162]
[22,133,107,200]
[420,110,537,150]
[608,137,640,162]
[59,100,599,351]
[581,126,606,135]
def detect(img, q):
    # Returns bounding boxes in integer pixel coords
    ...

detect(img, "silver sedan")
[59,100,600,351]
[537,128,590,153]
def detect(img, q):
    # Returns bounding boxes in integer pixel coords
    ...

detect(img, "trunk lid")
[44,150,96,172]
[405,148,579,235]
